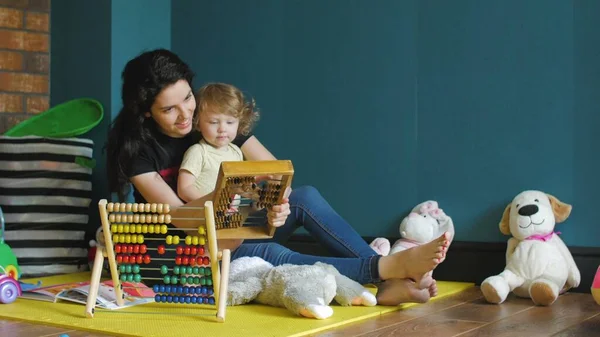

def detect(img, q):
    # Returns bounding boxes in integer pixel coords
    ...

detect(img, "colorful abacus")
[85,199,231,322]
[212,160,294,239]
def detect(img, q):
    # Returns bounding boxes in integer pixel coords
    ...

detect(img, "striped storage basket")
[0,136,94,277]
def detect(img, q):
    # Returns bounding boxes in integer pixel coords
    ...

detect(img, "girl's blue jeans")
[231,186,381,285]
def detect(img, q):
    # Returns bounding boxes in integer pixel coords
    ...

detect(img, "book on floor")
[19,280,155,310]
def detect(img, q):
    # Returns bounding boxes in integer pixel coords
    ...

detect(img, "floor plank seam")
[449,305,536,337]
[550,311,600,336]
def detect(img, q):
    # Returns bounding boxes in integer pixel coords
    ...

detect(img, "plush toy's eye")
[534,199,539,202]
[516,204,520,208]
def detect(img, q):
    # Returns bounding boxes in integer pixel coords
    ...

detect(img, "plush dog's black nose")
[518,204,539,216]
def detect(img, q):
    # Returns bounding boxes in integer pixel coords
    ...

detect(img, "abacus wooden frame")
[212,160,294,240]
[84,199,231,323]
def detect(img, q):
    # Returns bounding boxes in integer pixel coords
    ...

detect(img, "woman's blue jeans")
[231,186,381,285]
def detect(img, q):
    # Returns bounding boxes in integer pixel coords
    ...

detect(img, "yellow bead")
[113,234,119,243]
[136,224,142,233]
[199,236,205,245]
[132,234,139,244]
[117,224,124,233]
[198,227,206,235]
[149,225,155,234]
[138,235,144,243]
[192,236,199,245]
[142,225,148,233]
[166,235,173,245]
[111,224,117,233]
[119,234,126,243]
[154,224,161,233]
[161,225,168,235]
[125,234,132,244]
[173,236,180,245]
[125,224,131,233]
[185,236,192,245]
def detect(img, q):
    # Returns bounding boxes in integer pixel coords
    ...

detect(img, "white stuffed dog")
[370,200,455,256]
[480,190,580,306]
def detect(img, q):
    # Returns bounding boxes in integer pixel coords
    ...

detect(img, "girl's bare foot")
[376,278,431,306]
[378,232,450,282]
[429,279,438,297]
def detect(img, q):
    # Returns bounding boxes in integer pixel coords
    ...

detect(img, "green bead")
[180,276,187,285]
[206,278,212,286]
[200,277,206,285]
[171,276,178,285]
[125,265,132,273]
[134,274,142,282]
[164,275,171,284]
[206,268,211,276]
[193,277,200,285]
[119,265,126,273]
[133,264,140,274]
[161,265,168,275]
[186,267,193,274]
[127,274,134,282]
[192,267,199,275]
[199,267,205,275]
[173,266,180,275]
[120,274,127,281]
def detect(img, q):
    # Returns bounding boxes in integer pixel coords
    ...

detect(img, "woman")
[105,49,450,305]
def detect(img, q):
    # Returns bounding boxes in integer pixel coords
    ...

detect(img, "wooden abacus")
[212,160,294,239]
[85,200,231,322]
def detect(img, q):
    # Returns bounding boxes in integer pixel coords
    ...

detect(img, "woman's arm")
[130,172,213,228]
[240,136,277,161]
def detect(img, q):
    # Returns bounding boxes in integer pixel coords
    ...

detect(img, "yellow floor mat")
[0,272,473,337]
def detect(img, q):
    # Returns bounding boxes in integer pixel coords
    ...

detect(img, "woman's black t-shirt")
[128,130,251,203]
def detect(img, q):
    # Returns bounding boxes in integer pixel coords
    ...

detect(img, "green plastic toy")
[0,206,20,281]
[3,98,103,138]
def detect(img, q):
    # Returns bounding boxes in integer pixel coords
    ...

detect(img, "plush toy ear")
[499,203,512,235]
[547,193,572,223]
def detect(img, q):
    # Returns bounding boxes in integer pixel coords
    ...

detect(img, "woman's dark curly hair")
[105,49,195,201]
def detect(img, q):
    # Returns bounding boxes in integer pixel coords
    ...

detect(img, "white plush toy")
[481,190,580,306]
[370,200,455,256]
[227,257,377,319]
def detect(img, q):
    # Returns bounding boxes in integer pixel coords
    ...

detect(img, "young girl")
[106,48,450,306]
[177,83,258,204]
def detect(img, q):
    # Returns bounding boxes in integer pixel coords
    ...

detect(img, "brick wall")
[0,0,49,134]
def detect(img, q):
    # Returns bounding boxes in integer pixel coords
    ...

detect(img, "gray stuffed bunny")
[227,256,377,319]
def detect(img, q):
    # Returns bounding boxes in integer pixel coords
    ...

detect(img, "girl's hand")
[267,187,292,228]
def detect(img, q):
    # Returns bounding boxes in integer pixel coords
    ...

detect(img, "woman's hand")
[267,186,292,227]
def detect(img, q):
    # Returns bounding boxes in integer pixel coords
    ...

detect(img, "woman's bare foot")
[378,232,450,282]
[376,278,431,306]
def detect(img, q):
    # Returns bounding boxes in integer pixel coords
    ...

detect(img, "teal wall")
[50,0,171,236]
[172,0,600,247]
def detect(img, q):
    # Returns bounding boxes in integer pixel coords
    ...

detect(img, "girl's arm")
[177,170,207,203]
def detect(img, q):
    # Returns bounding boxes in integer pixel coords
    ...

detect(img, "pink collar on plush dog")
[526,231,561,242]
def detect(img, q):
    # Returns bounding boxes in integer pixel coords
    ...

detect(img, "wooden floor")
[1,287,599,337]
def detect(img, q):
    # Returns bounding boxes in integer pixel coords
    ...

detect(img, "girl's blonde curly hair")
[195,83,260,136]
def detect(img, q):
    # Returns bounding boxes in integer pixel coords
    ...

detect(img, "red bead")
[140,244,147,254]
[143,254,151,264]
[189,257,196,266]
[115,244,121,253]
[175,256,182,265]
[128,245,134,254]
[184,247,191,255]
[116,255,123,263]
[203,257,209,265]
[123,255,130,264]
[190,247,197,255]
[157,245,165,255]
[136,254,143,264]
[133,245,140,254]
[182,257,189,265]
[176,246,183,255]
[198,246,205,255]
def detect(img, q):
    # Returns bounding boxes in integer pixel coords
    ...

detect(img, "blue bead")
[203,297,208,304]
[160,295,167,302]
[59,335,70,337]
[165,285,172,293]
[185,296,191,304]
[195,286,202,294]
[167,296,173,303]
[191,296,197,303]
[154,294,161,302]
[208,297,215,305]
[159,285,165,293]
[153,285,159,293]
[201,286,207,295]
[183,286,189,294]
[177,286,183,294]
[208,287,213,295]
[172,296,179,303]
